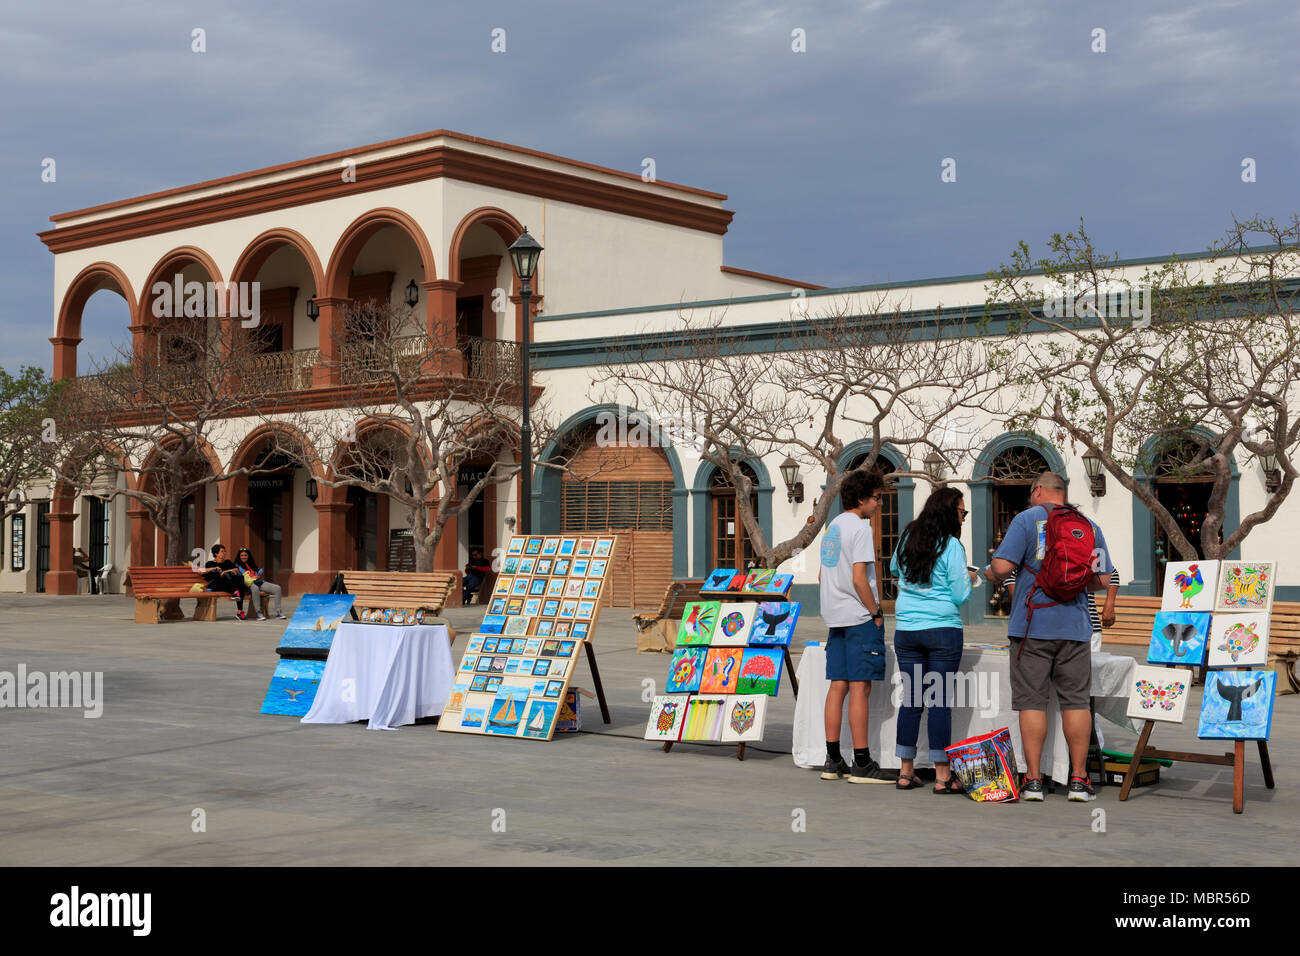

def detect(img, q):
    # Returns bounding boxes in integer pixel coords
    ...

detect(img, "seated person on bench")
[204,543,251,620]
[463,547,493,604]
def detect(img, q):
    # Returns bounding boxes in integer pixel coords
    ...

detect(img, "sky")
[3,0,1299,373]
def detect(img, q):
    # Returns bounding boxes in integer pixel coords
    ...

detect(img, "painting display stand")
[659,569,799,761]
[438,535,617,741]
[1120,565,1280,814]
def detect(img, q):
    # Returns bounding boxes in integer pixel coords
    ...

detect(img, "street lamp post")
[508,228,543,534]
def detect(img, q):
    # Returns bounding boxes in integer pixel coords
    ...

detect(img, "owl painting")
[720,695,767,742]
[644,695,689,741]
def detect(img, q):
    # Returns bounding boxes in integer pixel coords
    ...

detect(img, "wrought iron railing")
[464,336,521,382]
[249,347,319,392]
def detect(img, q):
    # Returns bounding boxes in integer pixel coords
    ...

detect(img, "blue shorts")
[825,620,886,682]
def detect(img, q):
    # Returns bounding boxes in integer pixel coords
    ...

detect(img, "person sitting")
[203,543,251,620]
[235,547,285,621]
[463,546,493,604]
[73,547,95,594]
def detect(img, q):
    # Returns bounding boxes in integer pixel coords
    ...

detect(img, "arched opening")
[77,288,134,374]
[985,445,1050,617]
[1151,438,1219,593]
[709,462,759,572]
[53,263,136,380]
[140,250,224,375]
[558,421,674,607]
[230,230,325,392]
[449,208,530,378]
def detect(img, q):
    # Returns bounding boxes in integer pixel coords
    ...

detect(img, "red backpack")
[1023,503,1096,636]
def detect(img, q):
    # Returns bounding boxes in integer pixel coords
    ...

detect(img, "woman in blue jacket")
[889,487,976,793]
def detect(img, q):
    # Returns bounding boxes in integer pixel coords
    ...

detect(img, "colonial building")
[14,129,1298,621]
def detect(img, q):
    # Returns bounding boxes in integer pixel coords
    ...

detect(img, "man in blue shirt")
[983,471,1112,802]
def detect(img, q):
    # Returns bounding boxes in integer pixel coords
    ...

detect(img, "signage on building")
[11,515,25,572]
[457,466,492,495]
[248,475,292,493]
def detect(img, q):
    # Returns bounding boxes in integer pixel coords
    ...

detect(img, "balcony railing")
[249,347,319,392]
[465,336,521,383]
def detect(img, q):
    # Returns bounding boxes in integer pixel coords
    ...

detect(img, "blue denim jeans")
[894,626,964,763]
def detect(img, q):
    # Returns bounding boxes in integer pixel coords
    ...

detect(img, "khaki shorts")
[1009,638,1092,711]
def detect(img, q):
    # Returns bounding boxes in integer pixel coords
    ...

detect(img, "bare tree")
[0,365,67,522]
[987,214,1300,560]
[56,320,296,565]
[594,297,1003,568]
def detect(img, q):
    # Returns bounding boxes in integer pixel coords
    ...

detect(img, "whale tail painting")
[1214,676,1264,722]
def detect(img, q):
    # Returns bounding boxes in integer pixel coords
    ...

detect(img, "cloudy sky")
[4,0,1299,372]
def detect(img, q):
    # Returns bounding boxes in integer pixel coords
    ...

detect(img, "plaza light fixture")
[306,296,319,322]
[405,279,420,309]
[923,451,946,483]
[305,478,318,502]
[780,456,804,503]
[1261,447,1281,493]
[1082,449,1106,497]
[508,228,543,534]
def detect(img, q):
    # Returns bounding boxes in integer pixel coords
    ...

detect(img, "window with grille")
[562,480,672,532]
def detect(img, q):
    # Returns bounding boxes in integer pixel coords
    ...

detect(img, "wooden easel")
[583,642,612,724]
[661,579,799,760]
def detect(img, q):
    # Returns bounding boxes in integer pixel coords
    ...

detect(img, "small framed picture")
[467,636,484,652]
[542,538,560,556]
[594,538,614,557]
[482,638,499,653]
[504,616,532,635]
[485,676,502,692]
[553,558,571,576]
[557,640,577,658]
[587,559,607,577]
[507,538,525,556]
[577,538,595,556]
[582,579,601,598]
[546,578,565,597]
[571,559,589,576]
[494,576,512,595]
[545,680,564,698]
[523,598,542,616]
[540,640,560,657]
[529,577,548,596]
[502,557,519,574]
[565,579,584,598]
[475,656,494,673]
[537,620,555,637]
[511,578,530,596]
[518,557,536,574]
[571,623,589,642]
[488,597,507,615]
[525,538,543,555]
[542,599,561,617]
[524,639,542,655]
[533,659,552,676]
[554,621,572,638]
[559,538,577,556]
[506,598,524,615]
[459,656,476,672]
[471,675,489,691]
[559,600,579,619]
[536,558,553,575]
[576,600,596,619]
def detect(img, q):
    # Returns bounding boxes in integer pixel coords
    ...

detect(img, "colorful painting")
[510,578,530,596]
[644,695,689,741]
[522,699,558,739]
[444,681,470,713]
[749,601,801,646]
[518,558,536,574]
[524,639,542,655]
[467,636,484,652]
[559,538,576,556]
[524,538,542,555]
[556,689,581,732]
[542,599,561,616]
[703,568,744,593]
[556,640,576,657]
[666,646,708,693]
[537,620,554,637]
[482,637,500,652]
[565,579,584,598]
[485,684,530,736]
[546,579,565,597]
[594,538,614,557]
[571,559,589,575]
[681,696,728,741]
[522,598,542,616]
[677,601,721,646]
[1208,613,1270,667]
[488,597,507,615]
[1146,611,1211,665]
[719,695,768,742]
[503,557,520,574]
[1125,665,1192,723]
[493,576,512,595]
[712,603,757,646]
[571,623,589,641]
[554,621,572,639]
[545,679,564,697]
[576,538,595,556]
[559,600,579,619]
[275,594,355,655]
[742,570,794,596]
[581,579,602,598]
[1197,671,1276,740]
[736,648,784,696]
[588,559,608,577]
[536,558,553,575]
[528,577,547,596]
[260,658,326,717]
[1215,562,1276,613]
[506,598,524,614]
[554,559,571,575]
[576,600,597,619]
[504,615,532,636]
[532,659,551,676]
[507,537,524,556]
[699,647,745,693]
[1159,560,1219,612]
[542,537,560,555]
[479,614,507,634]
[461,707,487,729]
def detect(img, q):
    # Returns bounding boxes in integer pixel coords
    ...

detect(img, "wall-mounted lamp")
[306,296,319,322]
[1261,447,1281,494]
[405,279,420,309]
[779,456,804,503]
[305,478,318,502]
[1082,449,1106,497]
[923,450,947,483]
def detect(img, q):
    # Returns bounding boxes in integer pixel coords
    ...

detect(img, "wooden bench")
[127,566,269,623]
[1102,595,1300,680]
[341,571,457,619]
[632,579,706,652]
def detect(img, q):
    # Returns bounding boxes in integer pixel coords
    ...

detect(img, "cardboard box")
[636,619,677,653]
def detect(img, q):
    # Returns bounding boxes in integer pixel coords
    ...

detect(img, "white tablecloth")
[792,644,1136,782]
[301,623,454,730]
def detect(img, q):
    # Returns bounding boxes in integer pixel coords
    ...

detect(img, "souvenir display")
[1197,671,1276,740]
[1125,665,1193,723]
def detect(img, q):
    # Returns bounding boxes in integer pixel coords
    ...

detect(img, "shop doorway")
[347,487,380,570]
[249,474,291,581]
[846,455,901,610]
[36,502,50,592]
[985,446,1049,617]
[1153,476,1214,593]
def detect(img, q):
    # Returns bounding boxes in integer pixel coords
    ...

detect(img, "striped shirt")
[1005,567,1121,634]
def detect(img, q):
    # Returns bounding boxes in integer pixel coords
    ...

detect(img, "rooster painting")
[1173,564,1204,609]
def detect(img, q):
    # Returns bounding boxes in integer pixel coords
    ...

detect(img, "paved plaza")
[0,593,1293,866]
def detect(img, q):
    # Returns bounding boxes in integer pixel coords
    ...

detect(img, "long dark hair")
[897,487,964,585]
[236,548,258,571]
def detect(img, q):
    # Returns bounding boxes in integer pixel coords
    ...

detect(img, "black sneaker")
[848,759,895,785]
[1021,777,1045,801]
[820,757,851,780]
[1067,776,1096,802]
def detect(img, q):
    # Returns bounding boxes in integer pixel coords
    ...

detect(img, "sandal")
[934,777,964,794]
[895,773,924,790]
